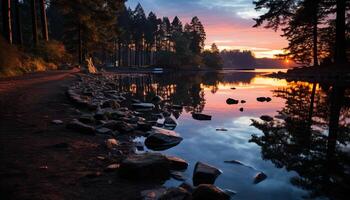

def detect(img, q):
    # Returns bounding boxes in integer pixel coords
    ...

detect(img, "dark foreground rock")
[66,119,95,135]
[145,127,183,151]
[159,187,191,200]
[193,162,222,186]
[226,98,239,105]
[192,184,230,200]
[119,153,171,180]
[257,97,272,102]
[166,155,188,171]
[254,172,267,184]
[260,115,273,122]
[192,113,212,121]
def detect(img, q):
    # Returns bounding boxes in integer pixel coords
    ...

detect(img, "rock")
[51,142,69,149]
[192,113,212,121]
[170,171,187,181]
[137,121,153,131]
[116,121,136,133]
[179,182,194,193]
[132,103,155,110]
[96,127,112,135]
[239,107,244,112]
[102,120,120,130]
[159,187,191,200]
[257,97,267,102]
[51,120,63,125]
[105,164,120,172]
[131,99,141,103]
[260,115,273,122]
[164,115,178,128]
[172,105,183,110]
[193,162,222,186]
[141,188,167,200]
[106,139,119,150]
[266,97,272,102]
[119,153,171,180]
[67,119,95,135]
[254,172,267,184]
[224,189,237,197]
[192,184,230,200]
[79,114,95,124]
[216,128,228,131]
[226,98,239,105]
[230,87,236,90]
[145,127,183,151]
[152,95,163,104]
[135,142,144,151]
[166,156,188,171]
[94,110,107,120]
[102,99,120,109]
[241,100,246,103]
[157,118,165,126]
[110,111,128,120]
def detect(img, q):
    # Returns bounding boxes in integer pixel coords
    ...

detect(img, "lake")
[112,69,349,200]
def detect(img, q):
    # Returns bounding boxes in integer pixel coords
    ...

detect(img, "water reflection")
[110,70,349,199]
[250,83,350,199]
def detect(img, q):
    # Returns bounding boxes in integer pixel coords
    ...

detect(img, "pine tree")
[2,0,13,44]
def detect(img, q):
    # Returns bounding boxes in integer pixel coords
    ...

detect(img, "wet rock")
[166,156,188,171]
[193,162,222,186]
[224,189,237,197]
[192,113,212,121]
[132,103,155,110]
[102,120,120,130]
[152,95,163,104]
[116,121,136,133]
[164,115,178,128]
[106,138,119,150]
[239,107,244,112]
[260,115,273,122]
[110,110,128,120]
[179,182,194,193]
[171,171,187,181]
[216,128,228,131]
[102,99,120,109]
[266,97,272,102]
[79,114,95,124]
[241,100,246,104]
[157,118,165,126]
[94,110,108,120]
[141,188,167,200]
[172,105,183,110]
[226,98,239,105]
[254,172,267,184]
[192,184,230,200]
[137,121,153,131]
[145,127,183,151]
[131,99,142,103]
[67,119,95,135]
[51,120,63,125]
[159,187,191,200]
[96,127,112,135]
[230,87,236,90]
[105,164,120,172]
[119,153,170,180]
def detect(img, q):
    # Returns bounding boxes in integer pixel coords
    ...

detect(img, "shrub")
[0,37,24,76]
[35,40,71,64]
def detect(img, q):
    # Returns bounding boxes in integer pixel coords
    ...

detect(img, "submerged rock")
[226,98,239,105]
[193,162,222,186]
[67,119,95,135]
[119,153,170,180]
[192,113,212,121]
[254,172,267,184]
[192,184,230,200]
[145,127,183,151]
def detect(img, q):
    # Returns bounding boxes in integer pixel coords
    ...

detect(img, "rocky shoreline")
[63,73,236,200]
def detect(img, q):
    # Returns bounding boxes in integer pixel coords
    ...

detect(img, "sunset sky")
[126,0,288,58]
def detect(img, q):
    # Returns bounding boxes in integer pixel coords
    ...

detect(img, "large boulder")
[192,184,230,200]
[145,127,183,151]
[119,153,170,180]
[67,119,95,135]
[193,162,222,186]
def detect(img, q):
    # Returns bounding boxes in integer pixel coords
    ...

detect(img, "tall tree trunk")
[30,0,38,45]
[118,41,121,67]
[14,0,22,45]
[39,0,48,41]
[2,0,12,44]
[308,83,317,127]
[334,0,347,64]
[312,5,319,67]
[78,23,83,65]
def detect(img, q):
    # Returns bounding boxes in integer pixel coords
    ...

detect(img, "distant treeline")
[219,50,294,69]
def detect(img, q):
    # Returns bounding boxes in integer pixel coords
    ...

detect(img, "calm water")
[112,69,349,200]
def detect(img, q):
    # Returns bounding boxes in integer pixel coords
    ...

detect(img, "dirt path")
[0,70,159,200]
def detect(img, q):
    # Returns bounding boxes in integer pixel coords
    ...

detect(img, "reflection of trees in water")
[112,72,227,113]
[250,82,350,199]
